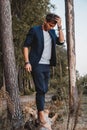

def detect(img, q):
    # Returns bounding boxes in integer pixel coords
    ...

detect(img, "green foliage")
[76,74,87,94]
[50,46,68,85]
[10,0,53,95]
[1,0,86,97]
[49,46,69,101]
[11,0,52,67]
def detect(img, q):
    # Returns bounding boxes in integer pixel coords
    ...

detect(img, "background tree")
[0,11,3,88]
[65,0,79,130]
[0,0,22,129]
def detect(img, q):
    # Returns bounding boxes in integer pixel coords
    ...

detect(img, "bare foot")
[40,122,52,130]
[38,111,46,123]
[38,110,52,130]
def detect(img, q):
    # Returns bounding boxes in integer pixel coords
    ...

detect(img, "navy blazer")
[24,25,64,68]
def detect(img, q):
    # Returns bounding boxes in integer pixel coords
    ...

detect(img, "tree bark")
[65,1,79,130]
[65,0,78,114]
[0,0,23,129]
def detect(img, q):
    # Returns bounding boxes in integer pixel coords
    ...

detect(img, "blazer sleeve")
[53,30,64,45]
[23,28,35,47]
[56,37,64,45]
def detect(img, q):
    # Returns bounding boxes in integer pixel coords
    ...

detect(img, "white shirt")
[39,30,52,64]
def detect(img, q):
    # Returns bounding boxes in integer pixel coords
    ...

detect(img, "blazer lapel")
[48,30,54,40]
[48,30,55,44]
[39,26,44,48]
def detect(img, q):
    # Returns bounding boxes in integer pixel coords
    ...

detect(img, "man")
[23,13,64,130]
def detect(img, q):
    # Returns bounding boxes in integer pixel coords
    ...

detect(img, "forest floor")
[20,92,87,130]
[0,91,87,130]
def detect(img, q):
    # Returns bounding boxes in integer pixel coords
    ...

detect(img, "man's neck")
[42,24,48,31]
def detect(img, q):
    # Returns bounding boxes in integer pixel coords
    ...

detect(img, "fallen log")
[23,108,58,130]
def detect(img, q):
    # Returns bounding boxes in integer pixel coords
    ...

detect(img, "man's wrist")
[58,26,62,31]
[25,61,30,65]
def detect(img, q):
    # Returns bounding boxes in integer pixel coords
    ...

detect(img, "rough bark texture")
[65,0,78,114]
[0,0,23,129]
[65,0,79,130]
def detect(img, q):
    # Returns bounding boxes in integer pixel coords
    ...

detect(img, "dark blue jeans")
[31,64,50,111]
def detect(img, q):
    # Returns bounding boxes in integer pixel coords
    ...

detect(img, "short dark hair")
[46,13,60,24]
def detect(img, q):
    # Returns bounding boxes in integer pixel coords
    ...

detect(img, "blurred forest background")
[0,0,87,96]
[0,0,87,130]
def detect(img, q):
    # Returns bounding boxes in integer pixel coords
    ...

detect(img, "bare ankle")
[38,110,46,123]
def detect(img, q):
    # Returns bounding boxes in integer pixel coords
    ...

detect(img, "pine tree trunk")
[65,0,78,113]
[65,1,79,130]
[18,67,24,94]
[0,0,23,129]
[59,60,62,82]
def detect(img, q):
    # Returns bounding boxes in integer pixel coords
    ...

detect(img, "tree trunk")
[0,0,23,129]
[59,59,62,82]
[65,1,79,129]
[65,0,78,114]
[18,67,24,94]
